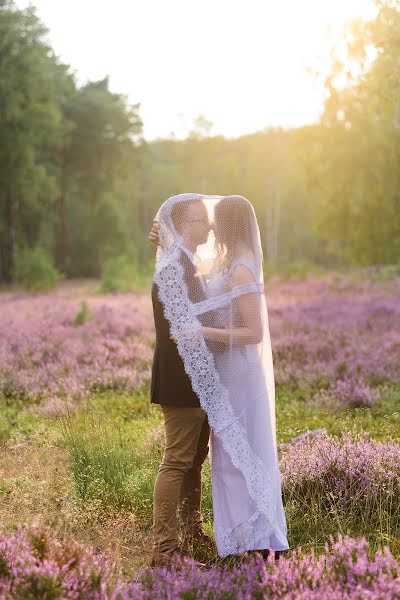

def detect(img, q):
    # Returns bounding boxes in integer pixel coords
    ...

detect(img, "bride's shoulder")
[231,246,257,269]
[227,251,258,288]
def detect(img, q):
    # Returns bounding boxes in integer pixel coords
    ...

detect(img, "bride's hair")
[213,196,255,273]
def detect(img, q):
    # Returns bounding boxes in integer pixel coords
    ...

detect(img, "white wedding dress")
[205,257,289,556]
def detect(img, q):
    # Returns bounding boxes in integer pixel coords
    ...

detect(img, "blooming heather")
[0,524,122,599]
[125,533,400,599]
[279,430,400,518]
[269,285,400,407]
[1,276,399,411]
[1,526,399,599]
[0,291,153,409]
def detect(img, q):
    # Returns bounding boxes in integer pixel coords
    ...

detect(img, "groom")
[148,199,215,567]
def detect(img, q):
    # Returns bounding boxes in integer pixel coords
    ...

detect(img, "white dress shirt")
[179,244,206,293]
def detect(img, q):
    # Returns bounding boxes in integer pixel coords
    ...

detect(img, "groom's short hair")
[171,199,201,233]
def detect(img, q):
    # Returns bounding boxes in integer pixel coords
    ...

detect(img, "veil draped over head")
[153,193,287,556]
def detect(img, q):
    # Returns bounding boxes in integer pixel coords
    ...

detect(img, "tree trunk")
[1,193,19,282]
[55,189,69,276]
[265,176,280,265]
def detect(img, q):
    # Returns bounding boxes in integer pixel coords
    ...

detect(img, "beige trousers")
[151,404,210,556]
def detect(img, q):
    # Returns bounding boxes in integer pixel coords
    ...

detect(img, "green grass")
[0,395,53,447]
[58,401,162,519]
[2,380,399,563]
[276,383,400,444]
[81,386,153,421]
[53,382,400,559]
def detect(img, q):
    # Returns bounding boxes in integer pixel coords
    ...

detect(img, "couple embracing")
[147,193,289,567]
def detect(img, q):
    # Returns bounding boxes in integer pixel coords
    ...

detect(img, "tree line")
[0,0,399,285]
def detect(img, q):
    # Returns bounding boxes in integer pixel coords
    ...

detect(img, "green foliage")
[293,0,400,266]
[264,259,326,281]
[276,383,400,445]
[1,0,400,287]
[13,246,62,291]
[84,388,152,420]
[0,2,143,285]
[0,413,12,448]
[0,389,49,446]
[0,1,73,282]
[99,254,152,293]
[73,300,93,327]
[58,392,214,529]
[59,82,143,277]
[352,263,400,282]
[59,407,161,519]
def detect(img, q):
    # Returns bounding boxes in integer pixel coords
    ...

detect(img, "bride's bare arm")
[202,264,263,346]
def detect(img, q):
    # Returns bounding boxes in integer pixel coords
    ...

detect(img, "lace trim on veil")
[154,248,276,555]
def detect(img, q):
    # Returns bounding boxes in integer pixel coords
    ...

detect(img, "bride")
[150,193,289,558]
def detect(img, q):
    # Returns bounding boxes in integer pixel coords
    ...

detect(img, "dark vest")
[150,249,217,407]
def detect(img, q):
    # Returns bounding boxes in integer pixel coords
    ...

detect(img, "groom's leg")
[178,414,210,538]
[152,405,208,557]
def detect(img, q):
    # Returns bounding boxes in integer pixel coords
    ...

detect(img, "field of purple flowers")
[0,273,399,598]
[0,524,399,599]
[0,274,398,414]
[270,277,400,409]
[0,285,153,413]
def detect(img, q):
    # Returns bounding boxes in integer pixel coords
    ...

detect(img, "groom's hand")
[148,221,160,246]
[170,323,204,343]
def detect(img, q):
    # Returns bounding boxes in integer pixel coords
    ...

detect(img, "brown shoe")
[246,548,289,562]
[181,532,215,554]
[150,547,206,568]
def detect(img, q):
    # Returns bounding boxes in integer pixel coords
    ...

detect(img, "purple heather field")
[1,274,399,412]
[0,273,399,599]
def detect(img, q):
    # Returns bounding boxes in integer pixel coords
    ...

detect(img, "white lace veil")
[153,193,287,556]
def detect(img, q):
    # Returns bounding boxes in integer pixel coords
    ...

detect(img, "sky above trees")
[15,0,377,140]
